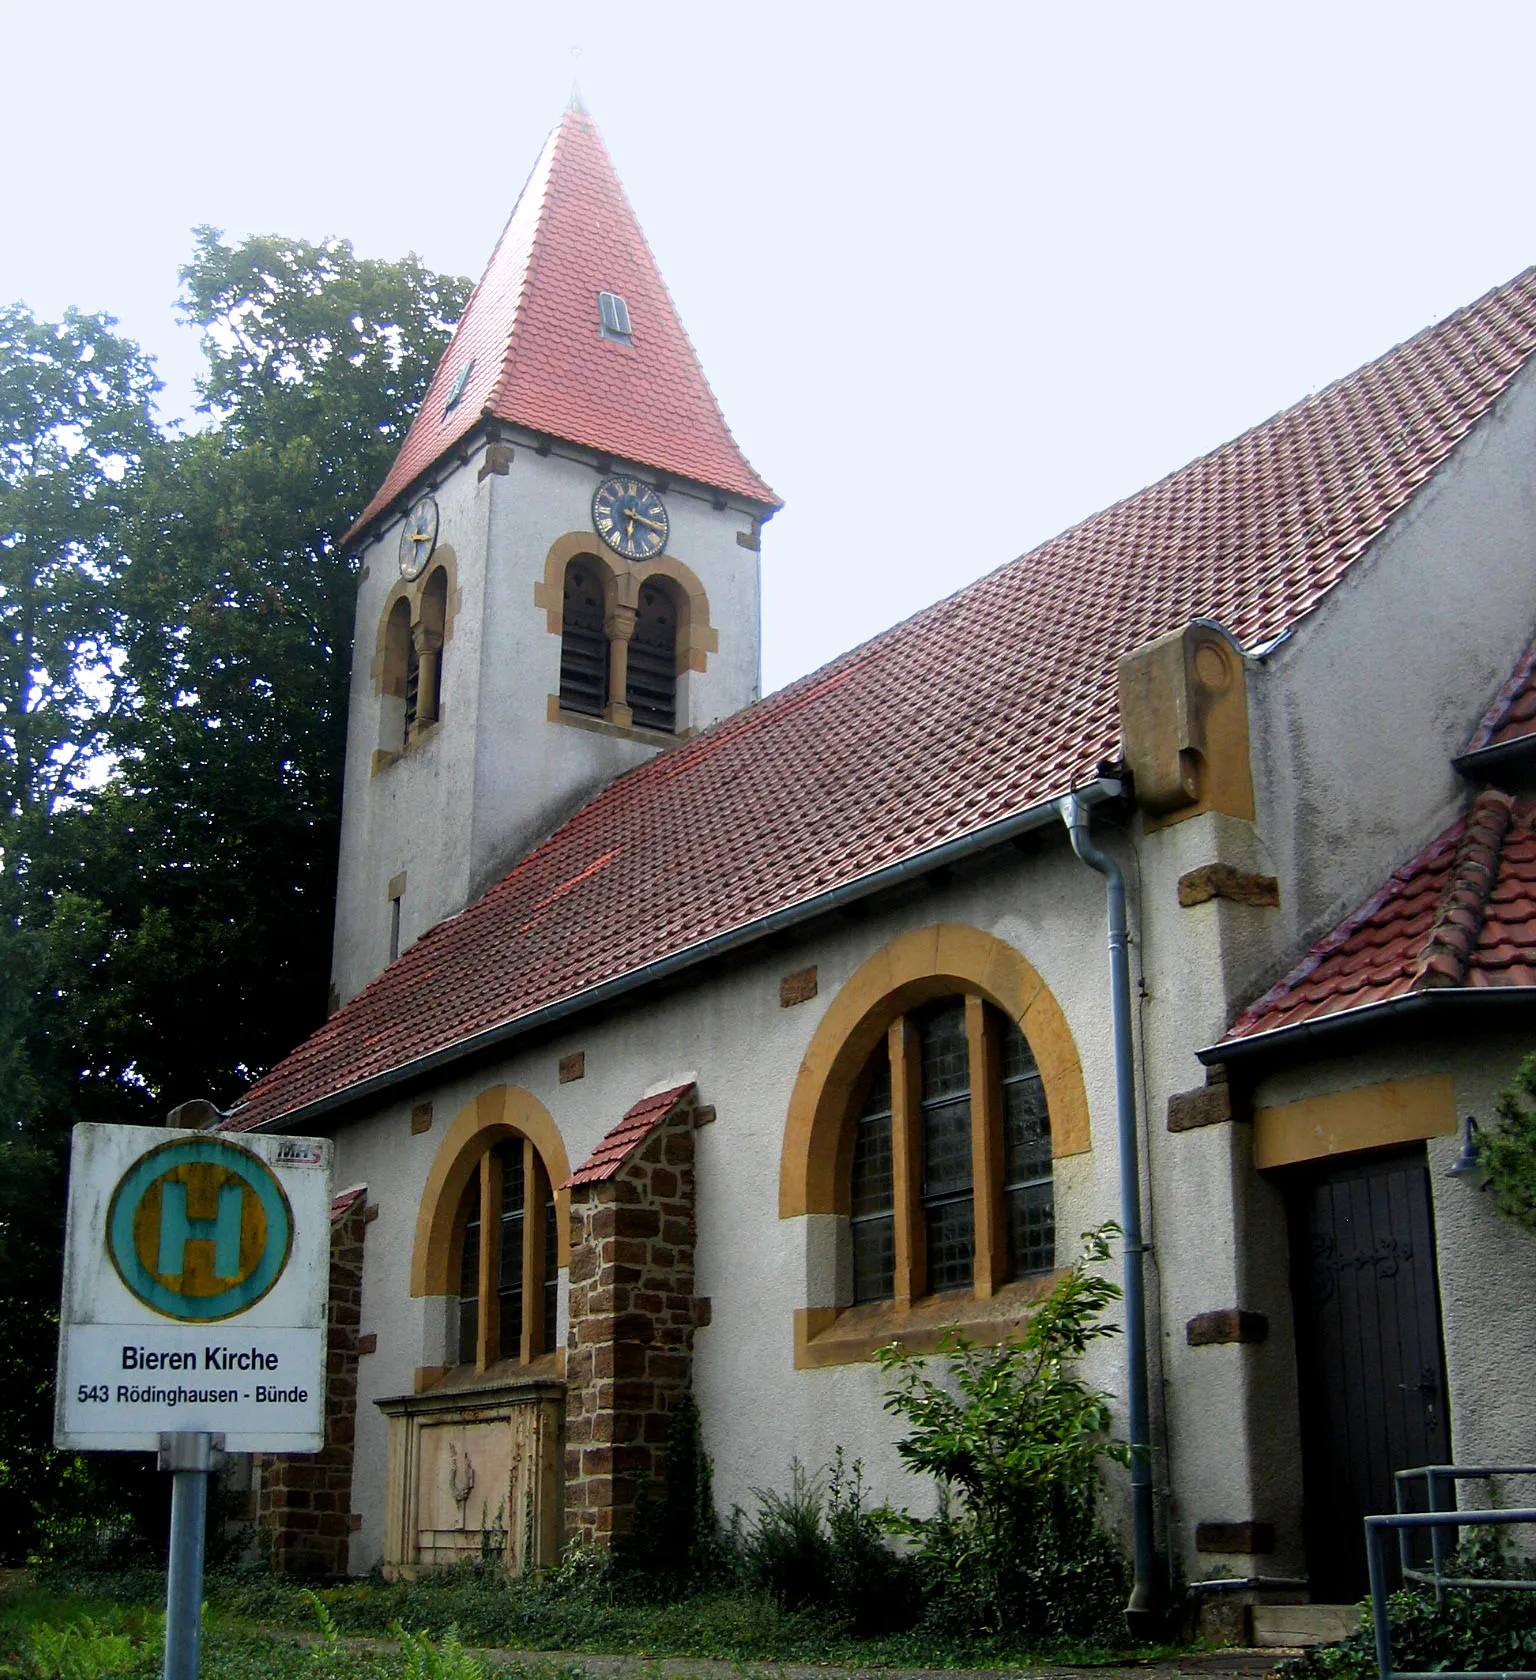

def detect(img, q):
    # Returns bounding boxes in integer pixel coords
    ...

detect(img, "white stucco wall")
[1246,359,1536,995]
[324,837,1136,1574]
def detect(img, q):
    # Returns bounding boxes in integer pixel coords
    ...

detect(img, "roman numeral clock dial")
[592,476,669,561]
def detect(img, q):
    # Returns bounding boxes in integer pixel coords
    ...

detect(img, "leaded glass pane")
[853,1214,895,1304]
[919,1003,969,1098]
[457,1175,480,1365]
[919,1003,974,1292]
[999,1018,1053,1279]
[542,1179,558,1355]
[498,1144,525,1357]
[849,1045,895,1302]
[926,1197,975,1293]
[851,1111,893,1218]
[922,1096,972,1199]
[1006,1181,1055,1277]
[1002,1069,1051,1183]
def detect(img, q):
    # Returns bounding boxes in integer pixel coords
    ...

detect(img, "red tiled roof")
[1465,630,1536,755]
[331,1185,366,1223]
[1224,789,1536,1044]
[349,109,776,539]
[232,265,1536,1131]
[564,1085,695,1188]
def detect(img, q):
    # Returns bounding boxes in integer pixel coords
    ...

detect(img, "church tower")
[329,104,779,1007]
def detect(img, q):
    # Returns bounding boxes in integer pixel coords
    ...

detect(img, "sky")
[8,1,1536,695]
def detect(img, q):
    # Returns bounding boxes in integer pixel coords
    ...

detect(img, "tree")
[102,230,471,1103]
[0,236,470,1556]
[0,305,159,877]
[0,308,159,1556]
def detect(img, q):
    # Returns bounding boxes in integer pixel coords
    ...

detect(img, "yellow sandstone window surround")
[779,925,1091,1368]
[410,1085,572,1390]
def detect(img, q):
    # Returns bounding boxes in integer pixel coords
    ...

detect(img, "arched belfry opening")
[559,558,609,717]
[382,596,413,750]
[418,565,448,727]
[627,578,679,733]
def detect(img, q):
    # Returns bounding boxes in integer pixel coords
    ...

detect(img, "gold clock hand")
[630,513,666,532]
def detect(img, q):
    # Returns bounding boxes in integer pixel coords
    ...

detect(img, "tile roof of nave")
[350,107,777,539]
[232,264,1536,1130]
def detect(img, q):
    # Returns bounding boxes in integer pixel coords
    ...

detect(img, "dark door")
[1287,1146,1449,1601]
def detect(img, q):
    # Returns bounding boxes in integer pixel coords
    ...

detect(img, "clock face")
[398,496,439,580]
[592,476,669,561]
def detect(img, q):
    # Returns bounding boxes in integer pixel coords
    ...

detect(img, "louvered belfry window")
[627,580,678,732]
[559,560,608,715]
[844,998,1054,1304]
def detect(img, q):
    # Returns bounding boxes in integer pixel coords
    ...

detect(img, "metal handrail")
[1366,1505,1536,1680]
[1394,1467,1536,1608]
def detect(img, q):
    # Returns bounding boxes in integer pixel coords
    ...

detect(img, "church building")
[223,102,1536,1618]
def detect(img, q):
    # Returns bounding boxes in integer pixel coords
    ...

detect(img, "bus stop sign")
[55,1123,333,1453]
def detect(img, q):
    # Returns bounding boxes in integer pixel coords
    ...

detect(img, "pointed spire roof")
[350,109,778,539]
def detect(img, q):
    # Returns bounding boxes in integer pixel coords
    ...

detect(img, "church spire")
[350,107,778,540]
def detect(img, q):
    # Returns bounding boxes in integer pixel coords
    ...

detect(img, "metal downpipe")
[1059,791,1158,1634]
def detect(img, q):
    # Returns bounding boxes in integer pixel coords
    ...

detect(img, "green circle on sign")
[107,1137,294,1322]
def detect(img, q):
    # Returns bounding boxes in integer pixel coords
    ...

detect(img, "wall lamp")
[1448,1114,1482,1179]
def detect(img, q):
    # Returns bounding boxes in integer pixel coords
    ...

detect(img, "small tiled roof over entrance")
[1223,788,1536,1046]
[350,108,777,538]
[564,1085,695,1189]
[232,266,1536,1131]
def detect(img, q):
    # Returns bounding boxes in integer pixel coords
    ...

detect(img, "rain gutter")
[245,777,1125,1135]
[1453,736,1536,781]
[1057,791,1158,1635]
[1198,986,1536,1068]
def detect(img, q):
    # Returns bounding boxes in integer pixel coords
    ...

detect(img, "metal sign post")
[55,1124,332,1680]
[160,1432,215,1680]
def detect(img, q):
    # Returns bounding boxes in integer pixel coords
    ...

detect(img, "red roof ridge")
[564,1082,695,1188]
[484,119,565,421]
[1414,788,1514,987]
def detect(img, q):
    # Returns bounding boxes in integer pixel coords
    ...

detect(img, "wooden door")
[1287,1146,1449,1601]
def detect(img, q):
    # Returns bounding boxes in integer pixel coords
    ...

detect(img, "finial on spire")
[568,80,587,115]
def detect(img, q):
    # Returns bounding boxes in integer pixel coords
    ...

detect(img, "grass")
[2,1568,1181,1674]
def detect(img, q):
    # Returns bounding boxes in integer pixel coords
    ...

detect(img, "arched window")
[453,1136,559,1368]
[846,995,1054,1303]
[559,559,608,717]
[627,579,678,732]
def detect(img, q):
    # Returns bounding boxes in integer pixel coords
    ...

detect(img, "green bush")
[876,1222,1131,1639]
[740,1459,831,1611]
[1279,1529,1536,1680]
[1483,1052,1536,1234]
[739,1453,920,1634]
